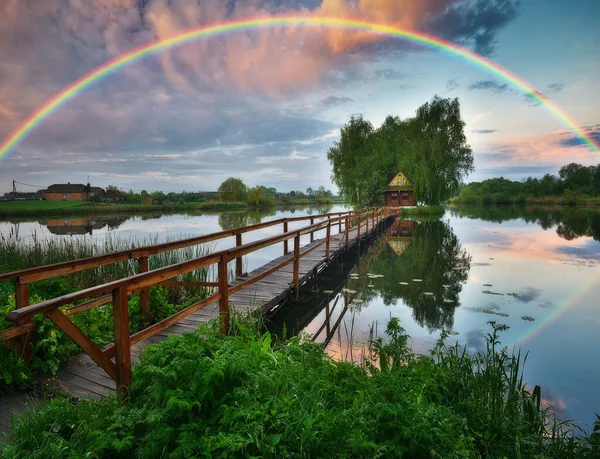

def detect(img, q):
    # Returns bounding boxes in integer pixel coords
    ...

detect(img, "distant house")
[383,172,416,207]
[104,189,126,203]
[44,218,106,236]
[44,183,92,201]
[90,187,105,199]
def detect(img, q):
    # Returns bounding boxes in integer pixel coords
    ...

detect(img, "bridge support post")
[138,256,150,326]
[366,213,369,234]
[357,215,361,240]
[338,214,342,232]
[218,255,230,335]
[293,233,300,300]
[235,233,243,278]
[112,286,131,396]
[283,220,289,254]
[325,220,331,258]
[14,277,29,309]
[310,217,315,242]
[345,217,349,247]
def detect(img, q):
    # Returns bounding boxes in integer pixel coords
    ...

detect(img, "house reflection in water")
[387,220,416,256]
[42,217,127,235]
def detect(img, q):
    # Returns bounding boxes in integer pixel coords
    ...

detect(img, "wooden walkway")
[38,217,389,399]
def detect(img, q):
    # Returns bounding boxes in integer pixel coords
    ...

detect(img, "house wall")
[45,192,90,201]
[385,190,415,207]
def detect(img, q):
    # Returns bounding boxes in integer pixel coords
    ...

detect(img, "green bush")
[3,319,596,458]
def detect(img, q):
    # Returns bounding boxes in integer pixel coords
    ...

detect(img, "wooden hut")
[383,171,415,207]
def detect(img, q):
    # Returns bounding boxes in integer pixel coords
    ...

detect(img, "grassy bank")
[0,233,213,393]
[2,319,598,457]
[0,200,253,217]
[400,205,445,216]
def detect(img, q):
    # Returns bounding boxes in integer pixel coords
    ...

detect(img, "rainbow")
[1,15,599,159]
[510,274,598,348]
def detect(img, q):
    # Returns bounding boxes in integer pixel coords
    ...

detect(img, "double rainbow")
[1,15,599,159]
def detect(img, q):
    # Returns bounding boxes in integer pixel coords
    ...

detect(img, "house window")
[62,193,67,199]
[391,192,398,200]
[401,192,409,200]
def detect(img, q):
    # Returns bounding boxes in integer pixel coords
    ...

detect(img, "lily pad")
[424,292,434,296]
[443,299,454,303]
[342,288,357,294]
[447,330,460,336]
[506,293,519,298]
[442,284,450,288]
[482,308,497,315]
[311,289,320,293]
[367,284,375,288]
[521,316,535,322]
[399,282,409,285]
[352,299,364,305]
[483,283,493,287]
[412,279,423,282]
[322,290,334,294]
[496,312,509,317]
[482,290,504,296]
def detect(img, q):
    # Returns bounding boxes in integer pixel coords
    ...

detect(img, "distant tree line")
[217,177,336,207]
[107,181,338,207]
[455,163,600,205]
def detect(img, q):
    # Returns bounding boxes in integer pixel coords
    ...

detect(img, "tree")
[306,188,314,197]
[327,96,473,207]
[247,186,261,207]
[218,178,247,202]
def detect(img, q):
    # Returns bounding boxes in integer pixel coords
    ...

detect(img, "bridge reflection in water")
[266,218,412,362]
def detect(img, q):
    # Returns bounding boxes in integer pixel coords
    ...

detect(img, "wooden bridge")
[1,208,395,400]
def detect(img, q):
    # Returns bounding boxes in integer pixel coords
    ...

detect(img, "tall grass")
[3,317,597,457]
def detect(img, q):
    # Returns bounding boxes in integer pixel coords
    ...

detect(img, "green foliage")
[4,319,595,458]
[218,177,248,202]
[328,96,474,207]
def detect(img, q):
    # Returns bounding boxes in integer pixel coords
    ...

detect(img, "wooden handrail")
[0,210,354,284]
[1,207,392,394]
[4,212,368,325]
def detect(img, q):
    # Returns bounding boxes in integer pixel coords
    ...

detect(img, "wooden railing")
[1,207,392,393]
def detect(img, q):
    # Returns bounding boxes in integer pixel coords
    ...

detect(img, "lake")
[1,204,599,430]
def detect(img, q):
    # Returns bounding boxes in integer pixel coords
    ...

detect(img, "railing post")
[218,254,230,335]
[345,216,350,247]
[310,217,315,242]
[283,220,289,255]
[112,286,131,396]
[325,220,331,258]
[235,233,243,278]
[293,233,300,300]
[138,256,150,326]
[366,212,370,234]
[14,277,29,309]
[357,214,361,239]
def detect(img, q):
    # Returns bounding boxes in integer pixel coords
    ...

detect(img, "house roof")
[46,183,90,193]
[91,187,105,195]
[386,171,413,188]
[105,189,125,198]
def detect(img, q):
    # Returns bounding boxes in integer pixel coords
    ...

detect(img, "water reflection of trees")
[218,209,277,231]
[368,219,471,331]
[449,206,600,241]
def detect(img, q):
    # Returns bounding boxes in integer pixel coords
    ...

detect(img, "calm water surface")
[1,205,598,429]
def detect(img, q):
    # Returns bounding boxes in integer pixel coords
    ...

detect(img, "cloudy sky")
[0,0,599,194]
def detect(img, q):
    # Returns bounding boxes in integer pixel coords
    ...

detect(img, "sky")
[0,0,599,194]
